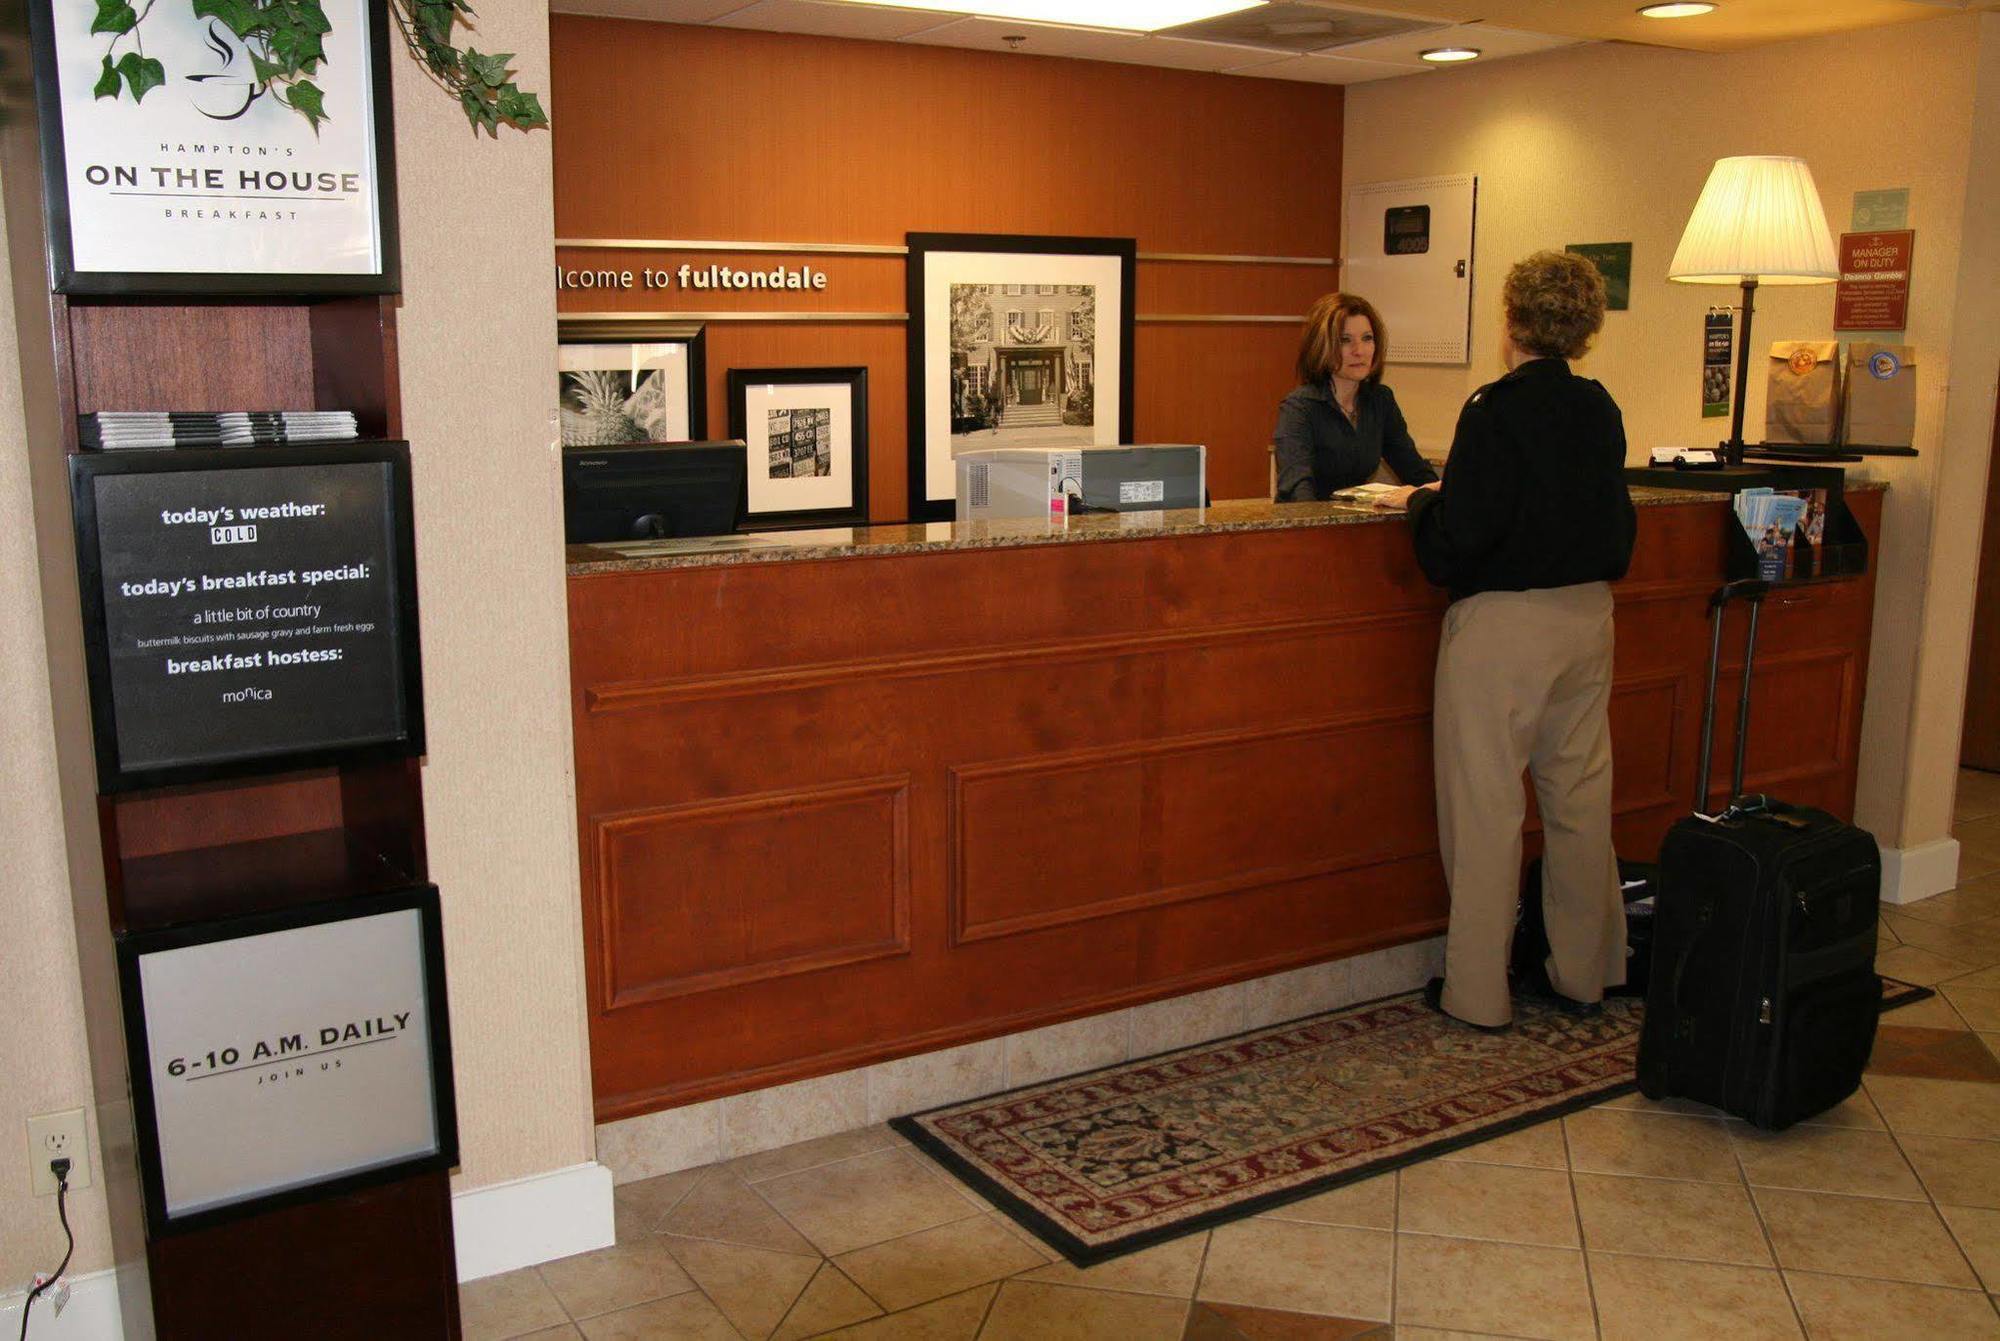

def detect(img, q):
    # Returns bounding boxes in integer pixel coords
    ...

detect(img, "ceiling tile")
[714,0,965,39]
[550,0,751,21]
[1229,51,1429,83]
[1158,2,1443,54]
[1331,21,1582,66]
[1131,35,1292,72]
[1267,0,1943,53]
[900,15,1154,61]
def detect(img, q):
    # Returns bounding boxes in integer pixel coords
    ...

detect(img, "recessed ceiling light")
[857,0,1261,33]
[1419,46,1481,62]
[1639,3,1717,17]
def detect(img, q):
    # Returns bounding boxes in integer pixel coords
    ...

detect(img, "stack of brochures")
[1735,486,1828,580]
[1326,482,1407,505]
[80,411,359,450]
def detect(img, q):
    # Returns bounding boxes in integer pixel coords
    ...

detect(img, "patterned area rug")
[894,991,1642,1265]
[896,975,1933,1265]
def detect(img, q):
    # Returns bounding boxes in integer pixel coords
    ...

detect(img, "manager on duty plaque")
[26,0,399,293]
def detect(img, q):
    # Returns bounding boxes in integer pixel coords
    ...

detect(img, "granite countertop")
[566,485,1749,575]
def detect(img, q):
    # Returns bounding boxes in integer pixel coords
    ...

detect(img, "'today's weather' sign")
[73,448,422,789]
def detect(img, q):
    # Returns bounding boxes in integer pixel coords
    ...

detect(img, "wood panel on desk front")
[549,18,1345,518]
[569,493,1882,1119]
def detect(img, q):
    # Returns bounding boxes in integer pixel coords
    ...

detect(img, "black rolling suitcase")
[1636,580,1882,1131]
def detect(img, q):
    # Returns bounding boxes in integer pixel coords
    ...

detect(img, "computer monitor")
[562,442,748,543]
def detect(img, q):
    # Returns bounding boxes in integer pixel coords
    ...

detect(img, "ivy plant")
[90,0,547,136]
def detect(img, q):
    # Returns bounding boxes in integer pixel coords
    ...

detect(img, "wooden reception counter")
[566,486,1883,1121]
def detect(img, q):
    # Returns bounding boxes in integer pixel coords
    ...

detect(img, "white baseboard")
[452,1161,615,1282]
[1881,837,1961,906]
[0,1267,143,1341]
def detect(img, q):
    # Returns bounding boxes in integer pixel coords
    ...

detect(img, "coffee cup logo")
[183,19,265,121]
[1788,348,1818,377]
[1868,350,1901,380]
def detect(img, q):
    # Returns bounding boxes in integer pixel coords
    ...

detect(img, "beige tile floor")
[464,770,2000,1340]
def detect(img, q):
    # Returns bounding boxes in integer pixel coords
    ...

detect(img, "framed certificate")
[118,886,458,1233]
[26,0,399,294]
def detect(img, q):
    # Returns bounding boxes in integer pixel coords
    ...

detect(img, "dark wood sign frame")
[24,0,402,296]
[69,440,426,794]
[117,883,458,1237]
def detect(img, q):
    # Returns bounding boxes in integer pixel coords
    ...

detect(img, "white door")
[1342,174,1478,365]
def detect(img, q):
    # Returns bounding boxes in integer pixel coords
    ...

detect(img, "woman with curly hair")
[1272,292,1438,501]
[1382,250,1638,1032]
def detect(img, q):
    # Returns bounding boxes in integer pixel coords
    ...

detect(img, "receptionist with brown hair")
[1273,292,1438,501]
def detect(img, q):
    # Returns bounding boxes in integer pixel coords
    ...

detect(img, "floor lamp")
[1668,156,1839,466]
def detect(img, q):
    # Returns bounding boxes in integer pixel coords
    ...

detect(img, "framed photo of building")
[118,884,457,1234]
[906,233,1135,522]
[557,319,708,448]
[27,0,399,295]
[726,366,869,529]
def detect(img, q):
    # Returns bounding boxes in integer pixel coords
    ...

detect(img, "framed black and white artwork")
[905,233,1135,522]
[27,0,399,295]
[726,366,869,529]
[557,319,708,448]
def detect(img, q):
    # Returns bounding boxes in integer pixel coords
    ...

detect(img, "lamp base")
[1724,277,1759,468]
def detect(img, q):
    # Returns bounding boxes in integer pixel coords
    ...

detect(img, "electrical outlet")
[25,1110,92,1196]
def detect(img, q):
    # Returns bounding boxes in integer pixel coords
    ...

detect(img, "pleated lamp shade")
[1668,156,1839,285]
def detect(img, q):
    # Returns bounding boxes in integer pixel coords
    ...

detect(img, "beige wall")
[1,0,583,1298]
[388,0,593,1191]
[0,160,117,1283]
[1902,24,2000,845]
[1345,13,2000,852]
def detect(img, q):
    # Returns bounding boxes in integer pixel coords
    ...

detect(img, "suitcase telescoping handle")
[1695,579,1771,815]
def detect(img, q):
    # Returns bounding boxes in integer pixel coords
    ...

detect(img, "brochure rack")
[1631,463,1869,586]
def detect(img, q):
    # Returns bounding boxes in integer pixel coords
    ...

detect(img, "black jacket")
[1407,358,1637,601]
[1274,380,1438,502]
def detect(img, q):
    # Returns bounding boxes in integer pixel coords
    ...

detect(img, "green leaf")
[92,53,121,99]
[495,84,545,129]
[284,77,326,130]
[414,0,454,46]
[115,51,165,100]
[251,51,287,84]
[270,23,325,70]
[191,0,262,35]
[90,0,137,35]
[294,0,331,33]
[457,85,492,135]
[462,47,509,88]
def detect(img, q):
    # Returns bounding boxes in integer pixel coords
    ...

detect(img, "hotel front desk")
[566,486,1882,1122]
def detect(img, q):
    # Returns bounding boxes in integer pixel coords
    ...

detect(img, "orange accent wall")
[549,19,1346,519]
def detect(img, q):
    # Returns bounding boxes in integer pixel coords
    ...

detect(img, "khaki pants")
[1433,583,1626,1027]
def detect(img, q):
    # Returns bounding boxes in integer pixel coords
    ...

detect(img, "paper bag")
[1842,343,1917,447]
[1765,341,1840,444]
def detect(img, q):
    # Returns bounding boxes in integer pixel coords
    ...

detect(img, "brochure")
[1733,487,1826,580]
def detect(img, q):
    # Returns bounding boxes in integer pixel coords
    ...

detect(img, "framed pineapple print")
[556,319,708,448]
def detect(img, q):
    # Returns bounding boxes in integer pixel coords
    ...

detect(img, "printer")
[954,444,1206,522]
